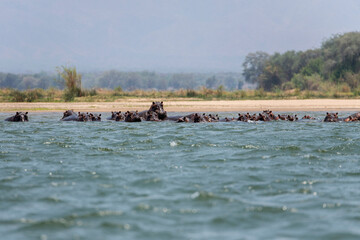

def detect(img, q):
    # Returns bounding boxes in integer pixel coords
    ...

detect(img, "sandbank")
[1,99,360,113]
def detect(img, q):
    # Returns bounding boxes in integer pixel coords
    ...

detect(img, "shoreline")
[1,99,360,113]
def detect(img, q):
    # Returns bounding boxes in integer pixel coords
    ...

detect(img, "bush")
[281,81,295,90]
[254,88,266,98]
[82,88,97,97]
[186,89,197,97]
[25,89,44,102]
[9,89,26,102]
[343,72,360,89]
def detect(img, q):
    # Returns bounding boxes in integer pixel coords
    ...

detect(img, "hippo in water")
[138,102,167,120]
[125,111,142,122]
[114,112,125,121]
[5,112,29,122]
[107,111,122,120]
[145,111,161,121]
[61,110,78,121]
[89,113,101,121]
[324,112,339,122]
[61,110,101,121]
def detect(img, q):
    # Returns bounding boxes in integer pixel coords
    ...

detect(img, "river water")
[1,112,360,240]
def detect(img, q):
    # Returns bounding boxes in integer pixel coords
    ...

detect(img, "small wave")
[190,191,230,202]
[170,141,178,147]
[101,222,131,230]
[40,196,64,203]
[132,177,162,187]
[246,205,297,213]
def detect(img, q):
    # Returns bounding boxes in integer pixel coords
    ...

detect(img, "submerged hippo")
[125,111,142,122]
[107,111,122,120]
[324,112,339,122]
[61,110,101,121]
[5,112,29,122]
[61,110,78,121]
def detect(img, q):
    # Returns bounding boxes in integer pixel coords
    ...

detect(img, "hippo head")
[324,112,339,122]
[16,112,28,122]
[150,102,167,120]
[62,110,76,119]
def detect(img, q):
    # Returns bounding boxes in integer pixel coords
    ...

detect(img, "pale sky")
[0,0,359,72]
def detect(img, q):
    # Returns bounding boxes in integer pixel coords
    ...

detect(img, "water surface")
[1,112,360,240]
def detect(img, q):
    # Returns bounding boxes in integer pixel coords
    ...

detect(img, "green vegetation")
[0,87,357,103]
[243,32,360,93]
[56,66,82,101]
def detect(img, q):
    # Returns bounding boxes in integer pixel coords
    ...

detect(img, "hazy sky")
[0,0,359,72]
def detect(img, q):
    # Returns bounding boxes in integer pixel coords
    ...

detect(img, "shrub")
[25,89,44,102]
[9,89,26,102]
[186,89,197,97]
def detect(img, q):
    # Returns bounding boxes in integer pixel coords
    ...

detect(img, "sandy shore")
[1,99,360,113]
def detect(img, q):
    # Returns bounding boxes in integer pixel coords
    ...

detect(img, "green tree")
[242,51,270,83]
[56,66,82,101]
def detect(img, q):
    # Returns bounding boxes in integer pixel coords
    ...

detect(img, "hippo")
[107,111,122,120]
[287,115,298,121]
[176,116,190,123]
[145,111,161,121]
[5,112,29,122]
[302,115,315,120]
[174,113,205,123]
[125,111,142,122]
[138,102,167,120]
[324,112,339,122]
[114,112,125,121]
[344,112,360,122]
[89,113,101,121]
[61,110,101,121]
[209,114,219,122]
[61,110,78,121]
[278,114,287,121]
[77,112,90,122]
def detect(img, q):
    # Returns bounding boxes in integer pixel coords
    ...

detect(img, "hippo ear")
[99,114,101,116]
[161,101,163,104]
[326,112,329,115]
[336,112,338,115]
[152,102,155,104]
[25,112,28,115]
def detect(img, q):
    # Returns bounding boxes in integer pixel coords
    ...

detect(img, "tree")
[56,66,82,101]
[242,51,270,84]
[205,76,218,89]
[224,76,237,90]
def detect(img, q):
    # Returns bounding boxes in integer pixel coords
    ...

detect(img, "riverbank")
[1,99,360,112]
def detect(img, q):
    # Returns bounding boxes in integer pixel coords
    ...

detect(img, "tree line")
[242,32,360,92]
[0,70,244,91]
